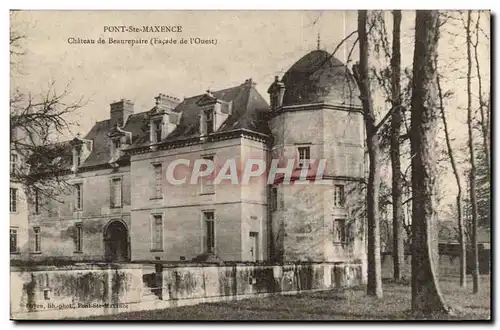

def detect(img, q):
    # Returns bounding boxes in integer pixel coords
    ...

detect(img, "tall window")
[153,119,162,143]
[34,189,40,214]
[298,146,310,168]
[201,155,214,194]
[10,228,18,253]
[33,227,41,252]
[75,223,83,252]
[204,211,215,253]
[152,214,163,251]
[75,148,82,167]
[153,164,163,199]
[74,183,83,211]
[270,187,278,211]
[10,153,18,174]
[10,188,17,213]
[204,109,214,135]
[333,184,345,208]
[110,178,122,208]
[333,219,347,244]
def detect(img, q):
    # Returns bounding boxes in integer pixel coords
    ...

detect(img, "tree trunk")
[390,9,405,281]
[410,10,449,314]
[466,10,480,294]
[355,10,383,298]
[473,12,490,176]
[436,66,466,288]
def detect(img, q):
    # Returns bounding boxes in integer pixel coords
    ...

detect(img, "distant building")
[10,127,33,260]
[23,50,366,264]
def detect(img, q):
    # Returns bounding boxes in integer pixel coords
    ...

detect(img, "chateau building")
[23,50,366,264]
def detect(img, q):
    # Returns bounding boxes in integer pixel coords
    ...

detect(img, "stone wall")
[130,136,268,262]
[381,249,491,279]
[11,261,364,320]
[11,263,143,319]
[28,166,132,261]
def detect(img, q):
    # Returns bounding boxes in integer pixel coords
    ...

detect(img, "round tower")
[268,50,366,263]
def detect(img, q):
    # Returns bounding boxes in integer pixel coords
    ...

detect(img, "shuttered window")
[152,214,163,251]
[110,178,122,208]
[153,164,163,199]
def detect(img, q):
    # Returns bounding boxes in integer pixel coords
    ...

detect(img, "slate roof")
[26,140,74,173]
[130,80,270,149]
[48,80,270,170]
[281,50,361,107]
[81,111,150,168]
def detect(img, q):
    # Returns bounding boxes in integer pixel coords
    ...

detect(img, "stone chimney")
[242,78,256,88]
[110,99,134,128]
[155,93,180,112]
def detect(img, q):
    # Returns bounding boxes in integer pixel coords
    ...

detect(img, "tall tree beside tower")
[353,10,383,298]
[465,10,480,294]
[410,10,449,313]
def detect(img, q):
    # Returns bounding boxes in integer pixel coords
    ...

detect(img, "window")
[270,187,278,211]
[153,164,163,199]
[74,183,83,211]
[204,109,214,135]
[114,139,121,150]
[334,184,345,208]
[110,178,122,208]
[10,188,17,213]
[33,227,41,252]
[333,219,347,244]
[298,146,311,168]
[10,228,18,253]
[34,189,40,214]
[10,153,18,173]
[75,223,83,252]
[204,211,215,253]
[152,214,163,251]
[153,119,162,143]
[201,155,214,194]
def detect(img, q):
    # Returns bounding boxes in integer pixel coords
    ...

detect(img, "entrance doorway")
[104,220,130,262]
[249,232,259,261]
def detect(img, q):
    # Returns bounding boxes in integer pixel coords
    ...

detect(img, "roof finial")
[317,32,321,50]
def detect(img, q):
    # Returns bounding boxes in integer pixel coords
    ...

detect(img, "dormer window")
[114,139,121,150]
[204,109,214,135]
[70,136,92,172]
[153,119,162,143]
[267,76,286,111]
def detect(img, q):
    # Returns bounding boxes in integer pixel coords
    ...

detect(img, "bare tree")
[410,10,449,314]
[472,12,490,176]
[436,62,466,288]
[352,10,383,298]
[10,20,84,203]
[465,10,480,294]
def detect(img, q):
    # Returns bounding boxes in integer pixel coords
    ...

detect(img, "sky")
[10,10,490,211]
[10,10,360,136]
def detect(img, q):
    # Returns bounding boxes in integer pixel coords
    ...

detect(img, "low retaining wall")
[381,250,491,279]
[11,262,364,320]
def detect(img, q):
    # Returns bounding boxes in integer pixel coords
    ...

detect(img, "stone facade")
[19,49,366,265]
[11,261,365,319]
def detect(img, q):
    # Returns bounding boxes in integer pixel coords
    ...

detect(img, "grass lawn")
[82,275,491,321]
